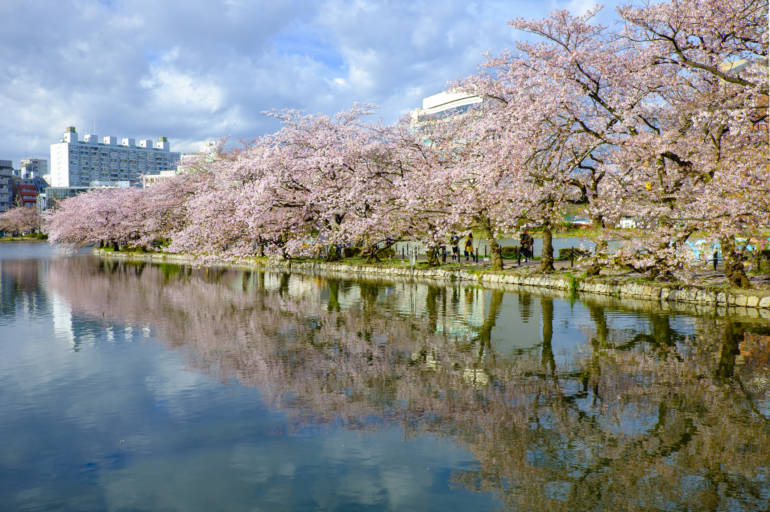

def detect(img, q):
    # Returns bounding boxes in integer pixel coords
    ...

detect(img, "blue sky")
[0,0,623,166]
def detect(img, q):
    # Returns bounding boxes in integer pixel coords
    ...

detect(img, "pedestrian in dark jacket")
[520,230,533,262]
[450,234,459,262]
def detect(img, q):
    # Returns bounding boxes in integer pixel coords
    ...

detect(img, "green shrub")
[501,246,520,259]
[343,246,361,258]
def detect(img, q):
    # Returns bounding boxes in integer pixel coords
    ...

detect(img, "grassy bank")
[0,234,48,242]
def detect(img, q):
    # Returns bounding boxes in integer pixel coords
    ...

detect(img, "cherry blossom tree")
[394,112,511,268]
[0,206,40,235]
[46,171,204,250]
[42,0,768,287]
[176,106,421,262]
[135,171,207,249]
[455,7,640,272]
[164,152,250,258]
[603,0,769,285]
[462,1,767,280]
[46,188,142,247]
[243,107,408,261]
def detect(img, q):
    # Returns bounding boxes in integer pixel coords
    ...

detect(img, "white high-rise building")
[50,127,180,187]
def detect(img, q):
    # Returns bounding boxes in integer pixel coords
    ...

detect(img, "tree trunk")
[479,216,503,271]
[585,238,607,277]
[279,273,290,296]
[426,286,440,331]
[426,246,440,267]
[539,224,555,273]
[716,320,742,381]
[325,244,342,262]
[721,236,750,288]
[327,279,340,313]
[362,241,393,264]
[363,244,380,264]
[477,290,503,364]
[587,303,608,348]
[541,296,556,376]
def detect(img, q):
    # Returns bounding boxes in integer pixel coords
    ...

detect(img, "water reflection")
[0,258,45,320]
[34,257,770,511]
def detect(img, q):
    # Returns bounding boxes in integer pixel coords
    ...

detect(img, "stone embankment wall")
[96,250,770,318]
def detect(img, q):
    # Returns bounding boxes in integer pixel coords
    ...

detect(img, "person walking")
[526,234,534,262]
[464,233,473,262]
[450,234,459,262]
[519,230,532,263]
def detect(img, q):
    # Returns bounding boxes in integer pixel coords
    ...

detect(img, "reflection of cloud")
[98,429,487,511]
[317,429,483,510]
[144,361,214,418]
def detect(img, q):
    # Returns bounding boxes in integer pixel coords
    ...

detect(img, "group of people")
[450,233,476,262]
[448,230,535,264]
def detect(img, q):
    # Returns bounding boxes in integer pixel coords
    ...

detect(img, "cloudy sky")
[0,0,624,166]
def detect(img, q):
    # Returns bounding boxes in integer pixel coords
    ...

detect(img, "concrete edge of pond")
[94,249,770,321]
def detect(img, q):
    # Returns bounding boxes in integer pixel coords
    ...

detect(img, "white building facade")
[410,90,483,127]
[141,169,179,188]
[20,158,48,180]
[50,127,180,187]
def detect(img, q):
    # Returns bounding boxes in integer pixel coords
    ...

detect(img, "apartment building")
[0,161,13,212]
[20,158,47,180]
[50,127,180,187]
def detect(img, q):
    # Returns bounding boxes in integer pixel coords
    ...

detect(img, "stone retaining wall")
[95,250,770,316]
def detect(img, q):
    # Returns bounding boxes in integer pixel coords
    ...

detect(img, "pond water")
[394,236,631,262]
[395,236,599,258]
[1,243,769,511]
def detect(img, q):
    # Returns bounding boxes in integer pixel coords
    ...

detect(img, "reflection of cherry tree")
[49,259,770,510]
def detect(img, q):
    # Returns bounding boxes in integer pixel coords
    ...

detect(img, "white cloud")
[140,68,225,113]
[566,0,600,15]
[0,0,624,165]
